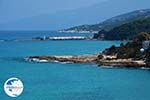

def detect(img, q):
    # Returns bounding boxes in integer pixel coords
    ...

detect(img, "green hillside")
[61,9,150,33]
[94,18,150,40]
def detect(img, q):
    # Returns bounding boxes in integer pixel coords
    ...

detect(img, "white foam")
[26,58,49,63]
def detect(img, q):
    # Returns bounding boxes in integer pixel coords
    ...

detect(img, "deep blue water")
[0,31,150,100]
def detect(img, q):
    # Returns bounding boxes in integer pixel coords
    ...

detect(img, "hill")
[61,9,150,33]
[94,18,150,40]
[101,32,150,65]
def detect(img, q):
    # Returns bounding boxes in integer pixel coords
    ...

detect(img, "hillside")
[94,18,150,40]
[61,9,150,33]
[101,32,150,65]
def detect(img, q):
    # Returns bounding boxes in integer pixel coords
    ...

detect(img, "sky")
[0,0,106,23]
[0,0,150,30]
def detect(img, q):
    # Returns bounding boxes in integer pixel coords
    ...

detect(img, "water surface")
[0,31,150,100]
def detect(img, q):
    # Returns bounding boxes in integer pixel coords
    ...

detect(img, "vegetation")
[145,48,150,66]
[102,32,150,61]
[94,18,150,40]
[62,9,150,33]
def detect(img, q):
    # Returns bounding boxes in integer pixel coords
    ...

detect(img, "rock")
[96,59,146,68]
[28,55,97,63]
[26,54,149,68]
[32,36,90,41]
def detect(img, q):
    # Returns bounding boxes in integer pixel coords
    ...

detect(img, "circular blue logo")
[4,77,24,97]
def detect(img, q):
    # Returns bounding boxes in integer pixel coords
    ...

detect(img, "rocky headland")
[27,54,146,68]
[27,32,150,68]
[28,55,97,63]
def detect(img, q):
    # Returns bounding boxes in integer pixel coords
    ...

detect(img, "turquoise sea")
[0,31,150,100]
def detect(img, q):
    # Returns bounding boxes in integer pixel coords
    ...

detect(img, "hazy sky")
[0,0,150,30]
[0,0,107,23]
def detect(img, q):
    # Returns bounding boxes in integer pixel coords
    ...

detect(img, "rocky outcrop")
[32,36,91,41]
[27,54,148,68]
[98,32,150,68]
[96,59,146,68]
[27,32,150,68]
[27,55,97,63]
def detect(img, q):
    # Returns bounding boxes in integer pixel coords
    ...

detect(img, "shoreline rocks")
[96,59,146,68]
[27,54,149,68]
[32,36,92,41]
[28,55,97,63]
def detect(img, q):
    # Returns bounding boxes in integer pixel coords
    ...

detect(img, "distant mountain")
[62,9,150,33]
[93,18,150,40]
[0,0,150,30]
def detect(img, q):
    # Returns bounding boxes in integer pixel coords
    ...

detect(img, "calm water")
[0,31,150,100]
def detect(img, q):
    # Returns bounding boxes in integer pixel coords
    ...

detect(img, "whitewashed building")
[142,41,150,50]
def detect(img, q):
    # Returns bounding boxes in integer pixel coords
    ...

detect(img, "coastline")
[32,36,93,41]
[27,54,148,68]
[58,30,98,34]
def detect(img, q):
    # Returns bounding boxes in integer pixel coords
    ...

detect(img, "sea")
[0,31,150,100]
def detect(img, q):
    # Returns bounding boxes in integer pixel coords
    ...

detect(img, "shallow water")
[0,31,150,100]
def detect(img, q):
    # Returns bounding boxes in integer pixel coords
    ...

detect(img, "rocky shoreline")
[32,36,92,41]
[27,54,148,68]
[58,30,98,34]
[96,59,146,68]
[27,55,97,63]
[27,32,150,68]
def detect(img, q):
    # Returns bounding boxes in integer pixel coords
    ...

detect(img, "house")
[142,41,150,50]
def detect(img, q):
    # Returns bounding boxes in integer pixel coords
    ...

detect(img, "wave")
[55,61,74,64]
[25,57,74,64]
[25,58,49,63]
[140,67,150,70]
[100,65,150,70]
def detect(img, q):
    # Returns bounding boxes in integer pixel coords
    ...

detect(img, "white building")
[143,41,150,50]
